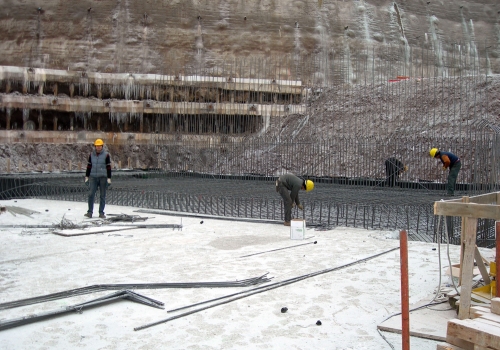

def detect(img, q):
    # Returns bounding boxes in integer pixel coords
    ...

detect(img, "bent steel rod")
[136,247,399,331]
[0,274,271,310]
[239,241,318,258]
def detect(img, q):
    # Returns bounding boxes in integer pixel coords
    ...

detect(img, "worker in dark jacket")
[385,157,408,187]
[85,139,112,218]
[276,174,314,226]
[430,148,461,196]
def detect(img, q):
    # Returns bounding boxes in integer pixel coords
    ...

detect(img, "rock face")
[0,0,498,82]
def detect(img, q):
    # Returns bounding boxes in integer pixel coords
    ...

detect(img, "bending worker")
[384,157,408,187]
[85,139,112,219]
[276,174,314,226]
[430,148,461,196]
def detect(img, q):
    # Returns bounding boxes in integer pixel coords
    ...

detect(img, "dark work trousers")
[385,160,400,187]
[88,177,108,215]
[276,180,293,222]
[447,162,461,195]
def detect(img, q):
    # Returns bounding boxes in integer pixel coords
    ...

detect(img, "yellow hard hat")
[94,139,104,146]
[305,179,314,192]
[429,148,438,157]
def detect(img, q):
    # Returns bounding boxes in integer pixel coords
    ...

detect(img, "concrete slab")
[0,198,474,350]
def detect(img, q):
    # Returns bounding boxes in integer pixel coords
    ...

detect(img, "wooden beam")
[468,192,499,205]
[459,217,479,320]
[475,246,491,285]
[434,202,500,220]
[447,318,500,349]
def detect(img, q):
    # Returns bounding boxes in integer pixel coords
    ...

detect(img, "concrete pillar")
[124,116,129,132]
[53,116,58,131]
[97,117,101,131]
[69,84,74,98]
[18,162,23,173]
[49,163,53,172]
[70,114,74,131]
[118,160,122,169]
[97,85,102,99]
[259,92,263,104]
[38,83,43,96]
[127,157,131,169]
[5,81,11,93]
[6,109,11,130]
[6,159,10,173]
[169,118,174,132]
[69,161,72,171]
[53,83,58,96]
[230,91,235,103]
[216,90,220,103]
[83,116,88,130]
[169,88,174,102]
[22,81,28,94]
[140,114,144,133]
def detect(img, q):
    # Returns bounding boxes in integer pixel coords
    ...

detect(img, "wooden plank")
[492,298,500,315]
[460,197,470,286]
[474,345,497,350]
[52,226,137,237]
[472,306,493,314]
[436,342,467,350]
[446,334,475,350]
[447,318,500,350]
[479,313,500,325]
[475,246,492,285]
[474,317,500,328]
[459,217,479,319]
[434,202,500,220]
[468,192,499,205]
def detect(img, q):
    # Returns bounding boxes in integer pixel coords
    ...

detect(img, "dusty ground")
[0,198,482,349]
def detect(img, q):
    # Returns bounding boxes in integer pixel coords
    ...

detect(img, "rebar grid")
[1,173,495,247]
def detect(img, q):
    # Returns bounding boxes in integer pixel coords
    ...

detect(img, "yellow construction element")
[472,261,496,300]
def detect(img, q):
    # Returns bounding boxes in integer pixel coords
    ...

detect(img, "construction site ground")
[1,198,493,349]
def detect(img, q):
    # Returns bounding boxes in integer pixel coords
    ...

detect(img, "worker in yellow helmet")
[84,139,112,218]
[429,148,461,196]
[275,174,314,226]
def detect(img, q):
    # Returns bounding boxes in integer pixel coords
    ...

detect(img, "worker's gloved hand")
[442,166,447,171]
[85,177,89,183]
[292,203,296,208]
[107,178,111,184]
[298,204,304,210]
[403,165,408,172]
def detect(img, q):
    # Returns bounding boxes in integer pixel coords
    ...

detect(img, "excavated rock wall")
[0,0,498,78]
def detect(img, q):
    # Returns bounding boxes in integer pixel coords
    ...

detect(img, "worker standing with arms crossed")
[430,148,461,196]
[85,139,112,218]
[276,174,314,226]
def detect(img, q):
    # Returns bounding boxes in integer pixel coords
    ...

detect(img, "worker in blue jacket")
[430,148,461,196]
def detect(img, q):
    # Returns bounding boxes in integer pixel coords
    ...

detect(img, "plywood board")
[377,302,457,341]
[53,226,136,236]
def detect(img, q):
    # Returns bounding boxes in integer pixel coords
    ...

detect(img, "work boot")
[84,212,92,218]
[99,213,106,219]
[284,221,291,226]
